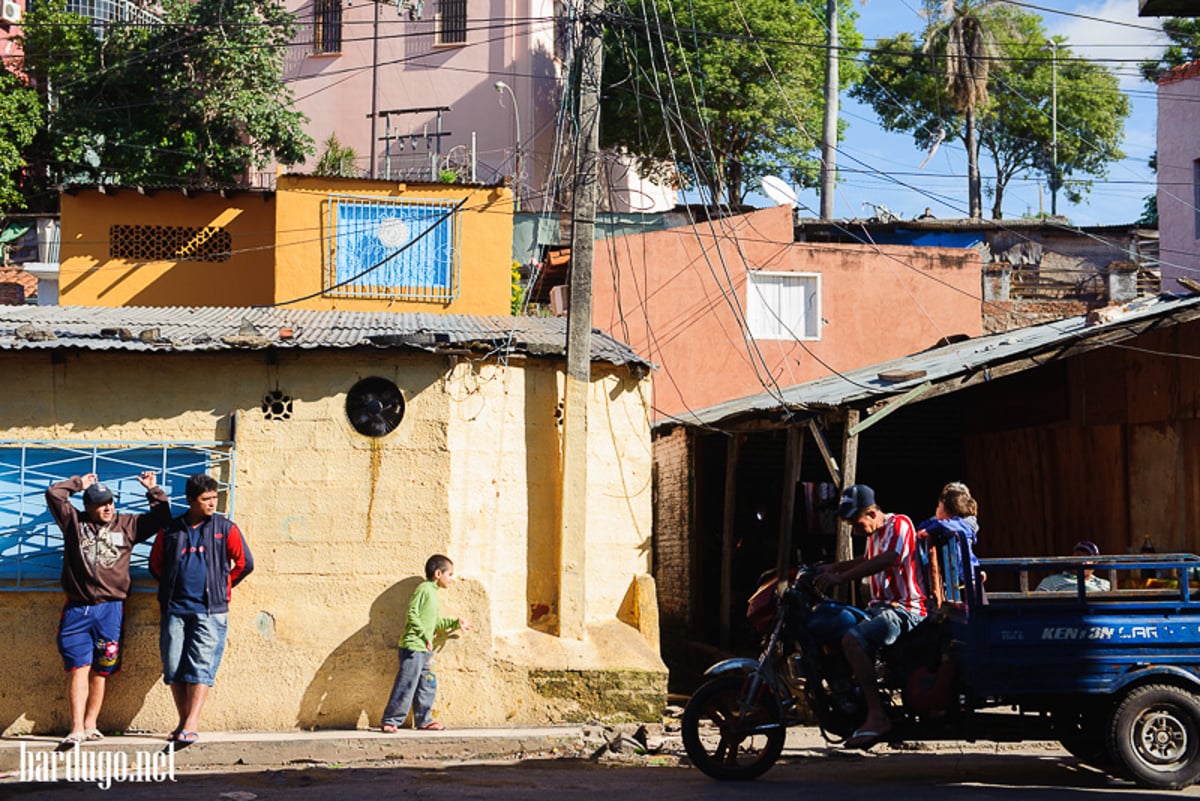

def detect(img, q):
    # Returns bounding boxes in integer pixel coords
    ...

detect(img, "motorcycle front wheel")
[681,673,787,780]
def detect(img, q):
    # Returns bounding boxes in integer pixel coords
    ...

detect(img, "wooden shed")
[652,294,1200,668]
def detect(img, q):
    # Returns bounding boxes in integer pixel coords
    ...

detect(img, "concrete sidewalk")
[0,726,595,775]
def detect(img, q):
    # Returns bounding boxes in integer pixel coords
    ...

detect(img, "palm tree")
[927,1,1000,219]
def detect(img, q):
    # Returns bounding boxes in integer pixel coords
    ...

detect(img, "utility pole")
[369,0,381,179]
[557,0,603,640]
[819,0,838,220]
[1046,38,1058,217]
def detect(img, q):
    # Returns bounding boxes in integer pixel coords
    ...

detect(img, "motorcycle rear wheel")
[681,674,787,780]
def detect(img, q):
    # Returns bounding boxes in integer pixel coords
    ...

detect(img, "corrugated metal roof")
[671,294,1200,429]
[0,306,652,369]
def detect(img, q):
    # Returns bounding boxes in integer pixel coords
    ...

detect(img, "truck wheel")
[681,674,786,780]
[1108,684,1200,789]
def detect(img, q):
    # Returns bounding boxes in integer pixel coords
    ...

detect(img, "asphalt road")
[5,744,1200,801]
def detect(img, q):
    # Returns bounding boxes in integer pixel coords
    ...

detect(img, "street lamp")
[1042,39,1058,216]
[493,81,521,212]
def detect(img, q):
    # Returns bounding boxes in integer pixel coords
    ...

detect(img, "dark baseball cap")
[83,482,114,507]
[837,484,877,520]
[1072,540,1100,557]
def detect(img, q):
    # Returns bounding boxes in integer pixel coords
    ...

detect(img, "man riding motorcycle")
[814,484,929,749]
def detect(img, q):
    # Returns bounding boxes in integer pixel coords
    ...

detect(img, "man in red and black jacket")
[149,473,252,744]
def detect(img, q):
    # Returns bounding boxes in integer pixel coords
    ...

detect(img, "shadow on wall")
[295,577,422,730]
[1,593,161,736]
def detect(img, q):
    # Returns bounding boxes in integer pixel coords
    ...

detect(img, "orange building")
[590,205,983,420]
[57,175,515,314]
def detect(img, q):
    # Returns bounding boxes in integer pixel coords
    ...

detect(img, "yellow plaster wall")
[58,191,277,307]
[272,175,514,315]
[0,347,660,735]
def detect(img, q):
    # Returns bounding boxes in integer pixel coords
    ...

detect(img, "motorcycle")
[681,566,956,780]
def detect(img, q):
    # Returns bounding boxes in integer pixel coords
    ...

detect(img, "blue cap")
[1073,540,1100,557]
[838,484,876,520]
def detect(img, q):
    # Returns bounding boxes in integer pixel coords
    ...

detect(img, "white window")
[745,270,820,341]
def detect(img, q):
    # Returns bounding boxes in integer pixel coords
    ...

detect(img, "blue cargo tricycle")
[681,547,1200,789]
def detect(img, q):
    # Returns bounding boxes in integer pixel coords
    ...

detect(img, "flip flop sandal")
[59,732,87,746]
[85,729,104,741]
[177,731,200,743]
[167,729,183,742]
[418,721,445,731]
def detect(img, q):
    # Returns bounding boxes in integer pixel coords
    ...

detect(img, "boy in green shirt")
[381,554,470,731]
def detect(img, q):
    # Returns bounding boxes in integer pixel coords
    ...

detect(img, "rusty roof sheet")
[0,305,652,368]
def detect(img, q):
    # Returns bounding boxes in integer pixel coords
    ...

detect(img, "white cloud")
[1051,0,1167,90]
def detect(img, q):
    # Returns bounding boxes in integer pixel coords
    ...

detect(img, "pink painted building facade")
[282,0,674,212]
[1157,60,1200,294]
[591,205,983,420]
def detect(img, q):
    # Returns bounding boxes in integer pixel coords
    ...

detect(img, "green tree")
[313,134,360,178]
[1140,17,1200,84]
[600,0,861,206]
[0,67,41,211]
[20,0,311,190]
[851,3,1128,219]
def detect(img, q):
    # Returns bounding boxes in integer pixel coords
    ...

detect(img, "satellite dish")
[760,175,798,208]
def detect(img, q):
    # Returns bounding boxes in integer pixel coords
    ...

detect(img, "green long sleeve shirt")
[400,579,460,651]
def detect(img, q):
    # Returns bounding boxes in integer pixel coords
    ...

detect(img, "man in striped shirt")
[815,484,928,749]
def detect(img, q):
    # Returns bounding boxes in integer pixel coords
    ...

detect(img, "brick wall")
[652,426,692,633]
[0,283,25,305]
[0,269,36,305]
[983,299,1089,334]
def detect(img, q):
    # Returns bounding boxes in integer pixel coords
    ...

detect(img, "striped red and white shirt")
[866,513,928,617]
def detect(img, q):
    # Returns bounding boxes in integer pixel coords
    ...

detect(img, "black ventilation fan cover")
[346,377,405,437]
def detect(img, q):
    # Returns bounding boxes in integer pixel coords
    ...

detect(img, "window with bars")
[322,194,460,301]
[313,0,342,54]
[436,0,466,45]
[1194,160,1200,240]
[745,271,821,341]
[0,441,235,591]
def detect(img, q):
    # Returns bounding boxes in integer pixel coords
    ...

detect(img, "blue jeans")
[847,603,924,653]
[382,648,437,728]
[160,612,228,686]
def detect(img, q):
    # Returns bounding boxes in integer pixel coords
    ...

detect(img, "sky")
[781,0,1169,227]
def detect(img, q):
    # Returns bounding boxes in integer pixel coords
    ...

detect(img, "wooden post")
[776,426,804,580]
[720,434,741,649]
[837,409,859,563]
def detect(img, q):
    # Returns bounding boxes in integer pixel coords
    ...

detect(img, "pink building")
[282,0,673,212]
[1,0,23,67]
[1157,60,1200,294]
[591,205,983,420]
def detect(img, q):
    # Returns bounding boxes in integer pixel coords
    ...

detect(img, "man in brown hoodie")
[45,472,172,745]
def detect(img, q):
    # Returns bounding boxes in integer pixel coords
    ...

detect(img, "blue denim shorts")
[160,612,228,686]
[57,600,124,675]
[847,603,924,653]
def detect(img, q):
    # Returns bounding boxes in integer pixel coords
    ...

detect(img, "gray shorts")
[847,604,924,653]
[160,612,228,686]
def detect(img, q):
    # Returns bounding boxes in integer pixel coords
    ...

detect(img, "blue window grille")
[0,441,235,592]
[323,195,460,301]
